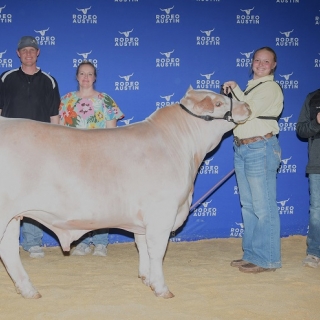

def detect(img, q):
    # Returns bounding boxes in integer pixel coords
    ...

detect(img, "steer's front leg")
[146,229,174,299]
[134,233,150,286]
[0,218,41,298]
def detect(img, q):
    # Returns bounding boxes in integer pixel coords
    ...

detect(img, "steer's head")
[180,86,251,125]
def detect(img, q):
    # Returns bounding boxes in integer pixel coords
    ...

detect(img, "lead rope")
[228,86,240,101]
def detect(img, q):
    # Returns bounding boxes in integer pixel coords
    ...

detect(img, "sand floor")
[0,235,319,320]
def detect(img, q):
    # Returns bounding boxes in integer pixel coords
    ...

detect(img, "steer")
[0,86,250,299]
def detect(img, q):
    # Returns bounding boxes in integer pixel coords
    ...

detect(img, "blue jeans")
[21,218,43,251]
[234,135,282,268]
[76,229,109,246]
[307,174,320,258]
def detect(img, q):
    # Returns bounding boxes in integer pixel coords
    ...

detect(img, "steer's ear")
[193,96,214,113]
[181,85,194,105]
[184,85,193,96]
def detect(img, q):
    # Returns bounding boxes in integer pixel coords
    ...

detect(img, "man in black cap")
[0,36,60,258]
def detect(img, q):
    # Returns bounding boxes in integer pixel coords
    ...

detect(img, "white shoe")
[302,254,320,268]
[71,243,91,256]
[92,244,107,257]
[28,246,44,258]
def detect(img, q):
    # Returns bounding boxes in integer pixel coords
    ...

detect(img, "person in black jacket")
[296,89,320,268]
[0,36,60,258]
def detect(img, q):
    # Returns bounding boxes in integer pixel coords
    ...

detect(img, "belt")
[234,132,273,147]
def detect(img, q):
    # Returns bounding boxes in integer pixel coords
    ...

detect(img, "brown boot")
[239,263,276,273]
[230,259,248,267]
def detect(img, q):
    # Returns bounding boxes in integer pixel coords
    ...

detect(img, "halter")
[179,96,238,124]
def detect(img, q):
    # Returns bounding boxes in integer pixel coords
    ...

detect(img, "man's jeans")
[77,229,109,246]
[21,218,43,251]
[234,135,282,269]
[307,174,320,258]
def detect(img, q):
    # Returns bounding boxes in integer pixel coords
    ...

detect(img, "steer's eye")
[215,102,221,107]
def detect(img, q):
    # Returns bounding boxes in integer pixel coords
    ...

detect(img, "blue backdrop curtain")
[0,0,318,245]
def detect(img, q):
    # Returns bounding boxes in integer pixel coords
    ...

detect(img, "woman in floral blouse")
[59,61,124,257]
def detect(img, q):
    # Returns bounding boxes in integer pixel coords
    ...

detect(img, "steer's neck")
[147,104,226,176]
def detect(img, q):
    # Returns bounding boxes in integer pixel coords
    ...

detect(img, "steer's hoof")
[16,286,42,299]
[151,286,175,299]
[22,291,42,299]
[15,281,42,299]
[161,291,174,299]
[31,291,42,299]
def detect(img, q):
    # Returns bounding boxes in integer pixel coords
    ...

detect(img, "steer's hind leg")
[0,219,41,298]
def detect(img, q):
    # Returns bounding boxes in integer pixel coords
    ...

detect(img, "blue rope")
[189,169,235,212]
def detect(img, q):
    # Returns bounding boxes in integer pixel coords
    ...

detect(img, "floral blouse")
[59,91,124,128]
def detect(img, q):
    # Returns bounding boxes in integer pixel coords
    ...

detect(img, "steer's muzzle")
[235,102,251,124]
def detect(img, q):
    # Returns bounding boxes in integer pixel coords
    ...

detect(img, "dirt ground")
[0,235,319,320]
